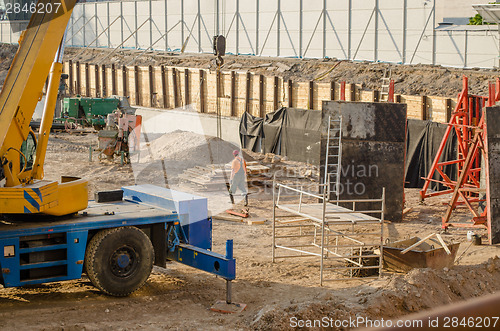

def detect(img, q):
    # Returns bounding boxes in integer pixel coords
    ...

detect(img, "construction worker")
[229,150,248,206]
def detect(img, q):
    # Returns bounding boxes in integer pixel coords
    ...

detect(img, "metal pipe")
[402,0,407,63]
[97,18,151,65]
[353,7,376,60]
[410,6,434,64]
[65,15,96,44]
[277,0,280,57]
[299,0,303,58]
[374,0,379,61]
[73,15,122,58]
[348,0,352,59]
[125,20,182,66]
[225,239,233,260]
[225,280,232,304]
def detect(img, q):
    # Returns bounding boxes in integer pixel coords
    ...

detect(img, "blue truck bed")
[0,185,235,293]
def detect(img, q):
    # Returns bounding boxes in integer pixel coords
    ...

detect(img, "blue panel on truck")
[0,238,20,287]
[122,185,212,249]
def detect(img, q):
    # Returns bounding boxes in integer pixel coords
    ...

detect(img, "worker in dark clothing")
[229,150,248,206]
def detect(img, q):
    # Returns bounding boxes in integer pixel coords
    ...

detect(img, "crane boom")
[0,0,88,216]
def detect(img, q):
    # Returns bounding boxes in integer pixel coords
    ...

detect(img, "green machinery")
[60,96,121,128]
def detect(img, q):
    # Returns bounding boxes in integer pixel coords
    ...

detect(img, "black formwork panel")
[322,101,407,222]
[485,106,500,244]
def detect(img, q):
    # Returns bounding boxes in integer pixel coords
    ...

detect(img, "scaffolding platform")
[276,203,381,224]
[272,181,385,285]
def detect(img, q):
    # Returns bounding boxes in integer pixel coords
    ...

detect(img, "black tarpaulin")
[263,107,286,155]
[405,119,457,189]
[282,108,322,164]
[239,107,322,163]
[239,112,264,152]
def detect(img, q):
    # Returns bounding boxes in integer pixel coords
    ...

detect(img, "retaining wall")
[63,61,457,124]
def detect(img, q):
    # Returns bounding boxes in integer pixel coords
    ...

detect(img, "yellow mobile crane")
[0,0,88,216]
[0,0,237,299]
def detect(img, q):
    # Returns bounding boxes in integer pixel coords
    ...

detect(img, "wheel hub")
[110,245,138,277]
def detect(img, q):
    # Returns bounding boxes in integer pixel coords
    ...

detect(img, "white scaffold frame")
[272,179,385,285]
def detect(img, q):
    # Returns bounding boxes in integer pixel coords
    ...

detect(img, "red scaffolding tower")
[419,76,499,243]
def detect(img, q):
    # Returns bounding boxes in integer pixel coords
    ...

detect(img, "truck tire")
[84,226,154,296]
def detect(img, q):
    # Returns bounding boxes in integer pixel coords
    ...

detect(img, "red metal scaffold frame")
[419,76,499,243]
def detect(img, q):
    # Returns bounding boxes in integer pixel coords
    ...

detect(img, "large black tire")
[84,226,154,296]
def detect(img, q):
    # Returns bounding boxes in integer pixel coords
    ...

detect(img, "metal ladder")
[324,115,342,202]
[379,68,392,102]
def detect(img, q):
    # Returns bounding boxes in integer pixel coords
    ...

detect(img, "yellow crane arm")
[0,0,76,186]
[0,0,88,217]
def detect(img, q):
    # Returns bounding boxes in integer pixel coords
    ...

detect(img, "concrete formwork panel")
[322,100,407,222]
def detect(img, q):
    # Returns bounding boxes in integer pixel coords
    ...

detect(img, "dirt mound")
[0,43,18,87]
[251,299,356,331]
[132,130,254,185]
[364,256,500,319]
[140,130,240,166]
[251,257,500,330]
[59,44,500,98]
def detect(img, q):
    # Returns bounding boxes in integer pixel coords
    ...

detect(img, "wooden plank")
[330,81,335,101]
[213,215,243,223]
[435,234,452,255]
[400,233,435,254]
[288,79,293,107]
[247,219,266,225]
[277,218,310,224]
[403,207,413,215]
